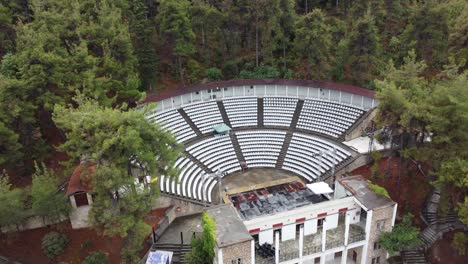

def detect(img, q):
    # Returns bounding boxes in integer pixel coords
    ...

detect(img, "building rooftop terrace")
[229,181,329,221]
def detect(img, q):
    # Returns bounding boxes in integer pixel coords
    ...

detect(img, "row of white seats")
[236,130,286,168]
[283,133,351,181]
[183,101,224,134]
[159,157,216,202]
[149,110,196,143]
[297,99,365,138]
[223,97,258,127]
[264,97,298,127]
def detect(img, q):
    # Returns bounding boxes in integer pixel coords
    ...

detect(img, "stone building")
[205,176,396,264]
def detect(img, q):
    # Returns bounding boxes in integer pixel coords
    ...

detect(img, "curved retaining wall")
[144,79,377,113]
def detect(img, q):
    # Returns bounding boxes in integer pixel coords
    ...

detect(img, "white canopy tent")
[306,182,334,195]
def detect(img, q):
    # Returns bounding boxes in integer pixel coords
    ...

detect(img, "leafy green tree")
[401,2,449,68]
[31,162,70,223]
[41,231,69,259]
[294,8,332,79]
[157,0,195,84]
[452,232,467,255]
[277,0,296,73]
[53,96,181,238]
[191,1,226,66]
[0,119,21,166]
[0,0,143,171]
[186,212,216,264]
[128,0,158,91]
[206,67,222,81]
[0,173,28,230]
[347,12,381,87]
[239,65,281,79]
[83,251,108,264]
[246,0,281,66]
[379,214,421,255]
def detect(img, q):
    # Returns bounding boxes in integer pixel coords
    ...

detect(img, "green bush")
[452,232,467,255]
[205,67,222,81]
[82,251,108,264]
[368,182,390,198]
[41,232,69,259]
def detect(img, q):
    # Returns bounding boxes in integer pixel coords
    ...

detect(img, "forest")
[0,0,466,262]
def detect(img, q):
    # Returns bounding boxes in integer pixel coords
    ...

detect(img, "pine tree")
[53,95,181,237]
[0,173,28,230]
[157,0,195,84]
[347,12,381,87]
[128,0,158,91]
[294,9,332,79]
[31,162,70,223]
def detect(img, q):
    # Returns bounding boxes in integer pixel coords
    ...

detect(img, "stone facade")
[220,240,252,264]
[365,204,396,264]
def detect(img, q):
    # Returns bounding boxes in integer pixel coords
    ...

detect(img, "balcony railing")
[303,244,321,256]
[349,233,366,244]
[279,251,299,262]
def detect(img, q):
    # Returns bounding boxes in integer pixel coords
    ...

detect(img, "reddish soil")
[351,156,431,228]
[427,231,468,264]
[0,208,167,264]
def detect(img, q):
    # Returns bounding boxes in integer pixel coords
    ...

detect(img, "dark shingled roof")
[143,79,375,104]
[338,175,396,210]
[207,204,253,248]
[66,163,95,196]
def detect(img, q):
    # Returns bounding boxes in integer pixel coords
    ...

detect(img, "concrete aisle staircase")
[216,101,231,127]
[257,98,264,127]
[230,132,246,165]
[290,99,304,129]
[177,108,202,137]
[276,132,293,169]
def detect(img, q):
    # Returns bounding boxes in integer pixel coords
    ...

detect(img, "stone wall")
[345,108,377,141]
[366,204,396,264]
[221,240,252,264]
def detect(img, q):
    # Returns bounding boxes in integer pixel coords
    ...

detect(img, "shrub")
[367,182,390,198]
[41,232,69,259]
[82,251,108,264]
[205,67,222,81]
[452,232,467,255]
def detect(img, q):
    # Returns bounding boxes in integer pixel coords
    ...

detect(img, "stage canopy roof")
[306,182,334,195]
[213,123,231,133]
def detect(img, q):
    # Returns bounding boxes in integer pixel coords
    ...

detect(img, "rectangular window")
[231,258,242,264]
[376,256,380,263]
[371,258,376,264]
[317,218,325,227]
[376,220,386,231]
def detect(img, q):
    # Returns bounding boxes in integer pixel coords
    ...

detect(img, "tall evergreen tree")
[0,174,28,230]
[128,0,158,91]
[294,9,332,80]
[0,0,143,171]
[53,96,181,237]
[347,12,381,87]
[157,0,195,84]
[31,162,70,223]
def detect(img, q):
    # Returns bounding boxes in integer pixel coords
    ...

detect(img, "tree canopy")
[53,96,181,237]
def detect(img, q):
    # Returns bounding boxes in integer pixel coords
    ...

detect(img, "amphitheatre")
[145,79,376,206]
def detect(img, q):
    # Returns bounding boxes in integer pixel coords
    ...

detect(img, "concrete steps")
[151,243,192,264]
[290,99,304,129]
[276,132,293,169]
[216,101,231,127]
[401,249,427,264]
[230,132,246,165]
[258,98,264,127]
[178,108,202,136]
